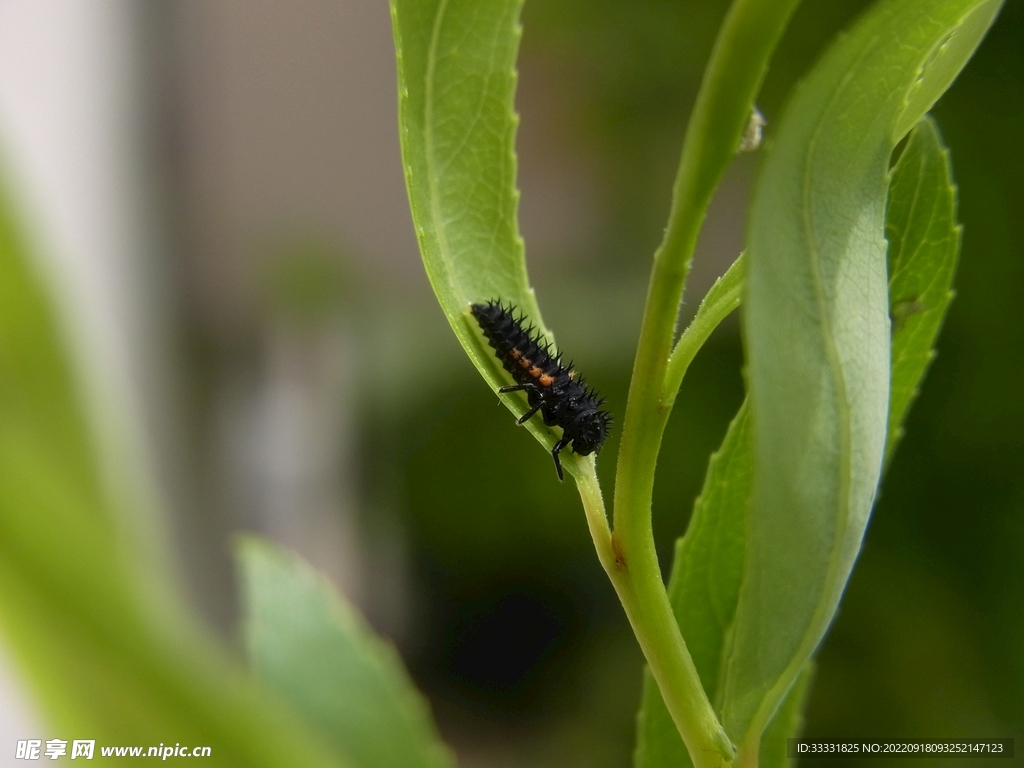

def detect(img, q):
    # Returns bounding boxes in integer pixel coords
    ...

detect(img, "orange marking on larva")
[528,366,543,378]
[510,349,522,360]
[539,374,554,386]
[518,357,532,368]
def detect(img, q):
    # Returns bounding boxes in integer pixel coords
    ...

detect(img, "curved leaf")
[729,0,1000,749]
[633,115,965,767]
[391,0,586,469]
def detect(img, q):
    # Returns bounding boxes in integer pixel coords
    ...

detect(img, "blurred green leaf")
[390,0,595,474]
[634,402,751,768]
[238,536,454,768]
[885,117,961,462]
[730,0,1001,751]
[0,178,342,764]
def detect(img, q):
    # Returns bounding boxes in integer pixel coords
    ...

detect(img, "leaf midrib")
[424,0,459,305]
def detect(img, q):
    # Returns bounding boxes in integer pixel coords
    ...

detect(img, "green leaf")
[238,536,454,768]
[758,663,814,768]
[390,0,587,470]
[0,176,342,764]
[633,120,963,766]
[636,25,975,768]
[730,0,1001,753]
[634,402,752,768]
[885,117,961,462]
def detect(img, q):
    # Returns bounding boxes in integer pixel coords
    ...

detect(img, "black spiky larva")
[471,300,613,481]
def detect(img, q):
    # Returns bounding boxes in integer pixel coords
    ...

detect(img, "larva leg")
[517,403,543,425]
[551,435,571,482]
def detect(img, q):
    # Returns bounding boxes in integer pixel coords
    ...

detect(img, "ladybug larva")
[472,301,612,481]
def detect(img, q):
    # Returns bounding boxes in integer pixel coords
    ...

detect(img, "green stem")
[606,1,802,766]
[663,253,746,410]
[575,466,614,572]
[610,538,735,767]
[577,470,732,767]
[736,732,762,768]
[616,0,802,542]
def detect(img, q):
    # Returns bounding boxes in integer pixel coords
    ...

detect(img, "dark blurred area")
[0,1,1020,765]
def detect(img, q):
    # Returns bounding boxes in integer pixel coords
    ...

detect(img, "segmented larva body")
[471,301,612,480]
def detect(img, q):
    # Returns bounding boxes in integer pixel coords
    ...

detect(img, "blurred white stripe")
[0,1,173,569]
[0,0,178,738]
[0,646,43,766]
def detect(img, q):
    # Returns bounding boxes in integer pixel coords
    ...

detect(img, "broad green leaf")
[634,119,963,765]
[0,177,342,764]
[885,118,961,462]
[391,0,589,471]
[238,537,454,768]
[758,663,814,768]
[731,0,1001,751]
[635,83,968,768]
[635,402,752,768]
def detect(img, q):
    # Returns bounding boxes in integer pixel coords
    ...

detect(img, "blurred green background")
[0,1,1020,765]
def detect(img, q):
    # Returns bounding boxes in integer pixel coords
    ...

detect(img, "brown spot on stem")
[611,533,627,571]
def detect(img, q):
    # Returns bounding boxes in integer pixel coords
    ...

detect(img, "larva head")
[570,407,612,456]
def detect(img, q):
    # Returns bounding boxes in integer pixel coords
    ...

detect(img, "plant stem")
[610,539,736,767]
[663,253,746,410]
[575,466,614,572]
[605,0,802,765]
[578,469,733,767]
[736,732,763,768]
